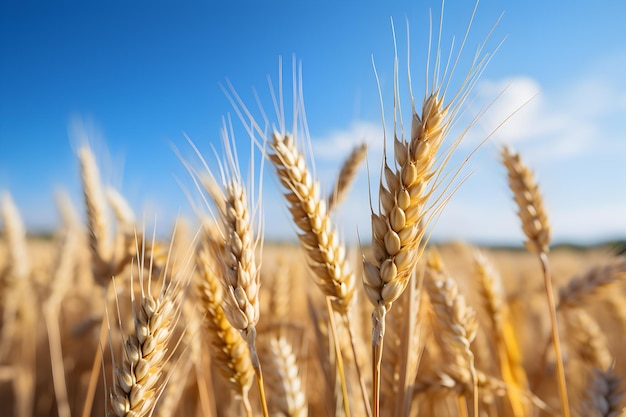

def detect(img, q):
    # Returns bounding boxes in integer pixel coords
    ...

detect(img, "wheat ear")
[196,238,254,413]
[474,249,528,417]
[327,142,368,212]
[582,368,624,417]
[362,6,499,413]
[502,145,570,417]
[193,119,268,417]
[263,335,308,417]
[78,146,112,284]
[269,132,356,314]
[109,233,190,417]
[563,309,612,370]
[270,129,376,417]
[424,250,478,414]
[0,192,31,359]
[558,256,626,310]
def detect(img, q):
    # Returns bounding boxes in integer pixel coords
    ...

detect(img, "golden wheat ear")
[501,146,551,255]
[327,142,368,212]
[557,256,626,310]
[195,233,255,414]
[182,116,269,417]
[363,6,502,414]
[259,328,308,417]
[223,63,371,416]
[108,229,193,417]
[424,249,478,412]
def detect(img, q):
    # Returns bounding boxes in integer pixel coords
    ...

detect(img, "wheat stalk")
[502,145,570,417]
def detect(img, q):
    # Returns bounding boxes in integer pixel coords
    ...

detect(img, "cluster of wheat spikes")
[2,5,626,417]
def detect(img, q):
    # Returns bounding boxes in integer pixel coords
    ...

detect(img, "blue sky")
[1,1,626,246]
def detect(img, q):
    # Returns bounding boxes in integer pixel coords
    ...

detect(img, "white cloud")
[312,120,384,161]
[274,65,626,246]
[465,71,626,164]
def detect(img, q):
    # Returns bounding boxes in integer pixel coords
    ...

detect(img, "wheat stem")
[243,328,270,417]
[326,297,351,417]
[540,252,570,417]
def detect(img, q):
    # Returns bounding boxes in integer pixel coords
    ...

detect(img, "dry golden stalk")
[263,335,308,417]
[269,132,356,315]
[327,142,368,212]
[379,271,423,417]
[558,257,626,310]
[582,369,625,417]
[196,240,254,403]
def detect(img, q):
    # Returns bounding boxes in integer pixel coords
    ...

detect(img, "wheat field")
[1,5,626,417]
